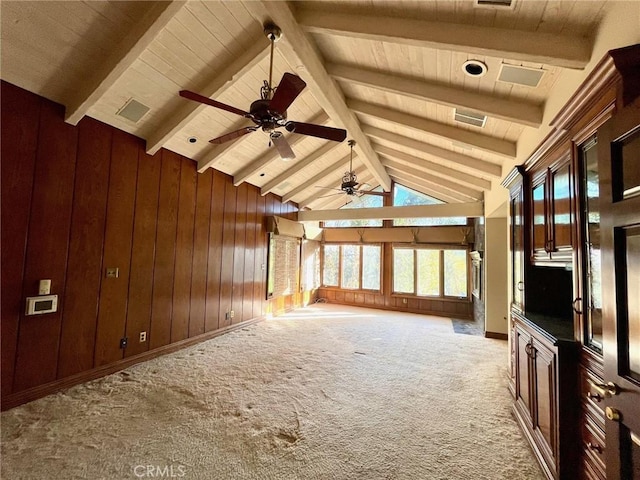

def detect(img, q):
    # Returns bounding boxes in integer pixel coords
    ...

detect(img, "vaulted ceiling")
[1,0,612,210]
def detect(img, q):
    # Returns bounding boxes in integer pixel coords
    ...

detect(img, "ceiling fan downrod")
[263,23,282,100]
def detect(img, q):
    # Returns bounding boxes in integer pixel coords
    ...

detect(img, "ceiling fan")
[179,23,347,160]
[316,140,390,199]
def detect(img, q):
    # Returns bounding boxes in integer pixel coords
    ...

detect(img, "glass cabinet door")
[511,189,525,311]
[579,136,603,352]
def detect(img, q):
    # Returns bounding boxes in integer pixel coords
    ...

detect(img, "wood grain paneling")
[57,118,111,377]
[149,150,181,350]
[253,193,267,318]
[243,186,258,322]
[219,176,236,328]
[124,149,161,358]
[232,183,248,324]
[189,169,213,337]
[13,99,77,391]
[94,129,139,367]
[1,82,40,395]
[205,170,225,332]
[171,157,196,343]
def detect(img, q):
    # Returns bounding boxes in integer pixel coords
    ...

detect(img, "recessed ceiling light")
[259,173,266,177]
[188,137,197,144]
[462,60,488,78]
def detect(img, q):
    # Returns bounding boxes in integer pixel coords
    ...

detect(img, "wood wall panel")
[1,83,311,407]
[57,118,111,377]
[94,129,139,367]
[124,149,161,358]
[149,150,181,350]
[205,170,225,332]
[171,158,196,343]
[1,83,40,395]
[243,186,257,322]
[218,176,236,329]
[232,183,248,324]
[13,99,78,391]
[189,169,213,337]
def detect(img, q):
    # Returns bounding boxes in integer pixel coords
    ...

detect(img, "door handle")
[517,281,524,292]
[588,379,619,398]
[572,297,583,315]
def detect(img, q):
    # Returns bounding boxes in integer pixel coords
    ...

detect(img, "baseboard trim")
[485,331,508,340]
[319,299,473,320]
[1,316,266,411]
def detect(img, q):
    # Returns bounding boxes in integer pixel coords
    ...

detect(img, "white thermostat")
[25,295,58,315]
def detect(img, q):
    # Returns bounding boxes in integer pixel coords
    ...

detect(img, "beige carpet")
[1,304,543,480]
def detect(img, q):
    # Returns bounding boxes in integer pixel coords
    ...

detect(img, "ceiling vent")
[498,64,545,88]
[475,0,515,9]
[454,109,487,128]
[116,98,150,123]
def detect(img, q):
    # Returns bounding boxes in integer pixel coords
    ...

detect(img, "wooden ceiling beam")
[65,1,187,125]
[233,112,328,186]
[298,202,484,222]
[195,118,253,173]
[297,167,370,208]
[244,1,392,191]
[375,144,492,190]
[363,125,502,177]
[349,99,516,158]
[328,63,542,127]
[389,173,468,203]
[297,9,591,69]
[147,38,270,156]
[260,141,343,196]
[384,163,482,201]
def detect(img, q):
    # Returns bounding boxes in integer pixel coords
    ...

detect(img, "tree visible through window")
[322,244,381,290]
[323,191,384,228]
[392,247,468,298]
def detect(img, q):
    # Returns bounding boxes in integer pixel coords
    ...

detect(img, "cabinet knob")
[587,442,602,453]
[586,391,603,402]
[517,281,524,292]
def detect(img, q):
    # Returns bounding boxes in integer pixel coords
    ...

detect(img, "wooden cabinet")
[512,313,579,480]
[530,151,574,265]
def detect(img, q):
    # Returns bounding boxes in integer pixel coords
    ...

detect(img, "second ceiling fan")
[179,23,347,160]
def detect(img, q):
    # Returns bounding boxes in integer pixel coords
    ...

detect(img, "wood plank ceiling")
[1,0,608,210]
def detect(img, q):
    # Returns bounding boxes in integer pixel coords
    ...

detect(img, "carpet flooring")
[1,304,542,480]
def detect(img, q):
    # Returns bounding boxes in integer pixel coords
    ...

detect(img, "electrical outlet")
[139,331,147,343]
[402,298,408,304]
[230,310,235,319]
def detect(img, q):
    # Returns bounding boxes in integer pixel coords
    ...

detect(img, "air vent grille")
[454,109,487,128]
[475,0,514,8]
[498,64,545,87]
[116,99,150,123]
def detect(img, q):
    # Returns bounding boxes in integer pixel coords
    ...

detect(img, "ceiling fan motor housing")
[249,99,286,132]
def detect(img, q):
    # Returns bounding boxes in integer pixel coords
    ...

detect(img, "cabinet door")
[531,177,548,258]
[515,324,532,415]
[533,339,558,464]
[511,188,525,311]
[550,157,574,259]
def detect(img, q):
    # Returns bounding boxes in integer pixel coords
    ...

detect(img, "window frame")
[391,244,471,300]
[320,243,383,292]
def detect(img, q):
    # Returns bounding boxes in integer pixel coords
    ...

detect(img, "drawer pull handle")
[517,281,524,292]
[587,379,619,398]
[586,392,603,402]
[587,442,602,453]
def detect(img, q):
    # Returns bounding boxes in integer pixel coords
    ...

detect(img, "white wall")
[484,210,508,335]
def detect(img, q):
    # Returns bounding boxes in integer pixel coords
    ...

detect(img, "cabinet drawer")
[579,366,606,429]
[581,418,606,478]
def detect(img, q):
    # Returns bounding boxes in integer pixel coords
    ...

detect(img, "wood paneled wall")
[0,82,304,408]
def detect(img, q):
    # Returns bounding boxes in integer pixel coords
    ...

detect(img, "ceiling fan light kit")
[178,22,347,161]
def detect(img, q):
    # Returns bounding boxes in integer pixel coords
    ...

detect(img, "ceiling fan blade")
[209,127,257,145]
[270,132,296,160]
[269,73,307,114]
[285,121,347,142]
[180,90,250,118]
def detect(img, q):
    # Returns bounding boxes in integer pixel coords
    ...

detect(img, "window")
[322,244,381,290]
[266,234,301,298]
[392,246,469,298]
[323,191,384,227]
[301,239,321,291]
[392,184,467,226]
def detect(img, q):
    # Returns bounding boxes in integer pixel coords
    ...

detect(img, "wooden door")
[532,338,557,468]
[599,101,640,479]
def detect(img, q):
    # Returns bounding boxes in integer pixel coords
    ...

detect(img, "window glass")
[392,184,467,226]
[444,250,468,297]
[394,248,415,293]
[322,245,339,286]
[417,250,440,296]
[362,245,381,290]
[341,245,360,289]
[323,191,383,227]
